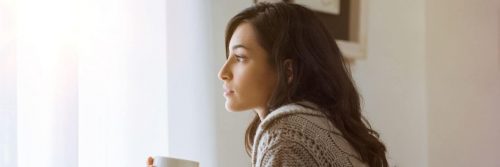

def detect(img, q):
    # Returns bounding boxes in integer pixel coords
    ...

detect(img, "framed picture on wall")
[254,0,367,60]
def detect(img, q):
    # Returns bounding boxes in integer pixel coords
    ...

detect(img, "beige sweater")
[252,102,368,167]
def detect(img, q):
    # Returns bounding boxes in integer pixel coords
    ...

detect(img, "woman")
[218,2,388,167]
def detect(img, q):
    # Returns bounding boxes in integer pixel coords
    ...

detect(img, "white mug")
[153,156,199,167]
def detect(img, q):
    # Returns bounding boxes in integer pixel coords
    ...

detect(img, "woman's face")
[218,22,277,114]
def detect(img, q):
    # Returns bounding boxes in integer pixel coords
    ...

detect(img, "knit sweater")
[251,102,368,167]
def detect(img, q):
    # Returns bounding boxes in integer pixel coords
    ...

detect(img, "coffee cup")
[152,156,198,167]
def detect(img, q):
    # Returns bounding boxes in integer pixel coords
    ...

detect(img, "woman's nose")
[218,61,231,81]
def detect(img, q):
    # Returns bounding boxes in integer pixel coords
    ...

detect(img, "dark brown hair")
[225,2,388,167]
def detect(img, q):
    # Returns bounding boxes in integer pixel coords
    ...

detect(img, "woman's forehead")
[229,22,260,51]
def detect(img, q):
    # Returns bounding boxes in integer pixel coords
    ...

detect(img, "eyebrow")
[231,44,248,50]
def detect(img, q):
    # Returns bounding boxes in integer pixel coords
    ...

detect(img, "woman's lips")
[223,89,234,96]
[223,85,234,96]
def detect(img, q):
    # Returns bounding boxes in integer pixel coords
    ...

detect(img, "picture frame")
[254,0,367,60]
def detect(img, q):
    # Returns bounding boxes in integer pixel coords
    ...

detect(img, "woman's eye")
[235,55,246,62]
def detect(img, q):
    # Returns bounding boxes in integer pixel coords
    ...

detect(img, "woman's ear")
[284,59,293,84]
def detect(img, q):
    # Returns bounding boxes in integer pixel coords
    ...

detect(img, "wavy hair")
[225,2,388,167]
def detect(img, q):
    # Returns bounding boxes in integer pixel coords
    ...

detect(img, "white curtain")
[0,0,171,166]
[0,1,17,166]
[165,0,217,166]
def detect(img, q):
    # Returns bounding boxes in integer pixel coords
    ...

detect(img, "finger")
[147,156,154,167]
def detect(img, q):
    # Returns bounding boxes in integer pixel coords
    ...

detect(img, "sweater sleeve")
[258,139,319,167]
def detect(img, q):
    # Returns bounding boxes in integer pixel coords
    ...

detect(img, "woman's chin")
[224,101,247,112]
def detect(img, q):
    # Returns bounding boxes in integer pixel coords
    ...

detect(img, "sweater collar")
[251,101,324,164]
[258,101,323,129]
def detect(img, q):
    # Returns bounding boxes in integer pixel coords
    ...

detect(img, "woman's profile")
[218,2,388,167]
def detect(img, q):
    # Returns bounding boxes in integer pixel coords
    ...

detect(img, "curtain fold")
[1,0,169,166]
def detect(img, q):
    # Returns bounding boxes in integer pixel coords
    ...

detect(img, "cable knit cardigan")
[251,102,368,167]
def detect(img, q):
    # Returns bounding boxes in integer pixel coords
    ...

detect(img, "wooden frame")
[254,0,368,60]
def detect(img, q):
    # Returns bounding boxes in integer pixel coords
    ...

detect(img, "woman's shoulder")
[258,101,338,134]
[252,102,366,166]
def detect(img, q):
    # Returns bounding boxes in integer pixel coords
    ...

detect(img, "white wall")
[426,0,500,166]
[351,0,427,166]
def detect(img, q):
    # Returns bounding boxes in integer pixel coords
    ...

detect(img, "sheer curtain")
[0,1,19,166]
[0,0,170,166]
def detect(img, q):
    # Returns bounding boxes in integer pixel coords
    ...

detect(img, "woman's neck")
[255,107,268,120]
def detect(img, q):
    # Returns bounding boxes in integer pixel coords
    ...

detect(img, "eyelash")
[234,55,246,62]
